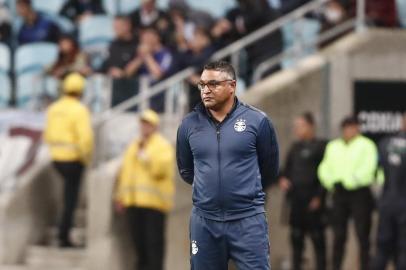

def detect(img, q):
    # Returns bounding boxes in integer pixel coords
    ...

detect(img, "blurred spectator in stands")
[60,0,105,23]
[278,0,311,15]
[101,16,138,108]
[178,27,215,110]
[279,112,327,270]
[130,0,172,45]
[318,1,347,47]
[338,0,398,27]
[168,4,195,52]
[47,35,91,79]
[114,109,174,270]
[169,0,215,31]
[0,2,11,45]
[125,27,174,112]
[214,0,283,83]
[16,0,61,45]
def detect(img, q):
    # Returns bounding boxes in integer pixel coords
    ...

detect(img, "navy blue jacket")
[176,99,279,221]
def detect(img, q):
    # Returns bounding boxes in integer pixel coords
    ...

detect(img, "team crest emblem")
[191,240,199,255]
[234,119,246,132]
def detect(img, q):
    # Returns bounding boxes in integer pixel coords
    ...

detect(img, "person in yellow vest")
[318,116,378,270]
[44,72,94,248]
[114,109,175,270]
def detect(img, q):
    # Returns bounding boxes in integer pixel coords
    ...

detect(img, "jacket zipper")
[216,125,223,218]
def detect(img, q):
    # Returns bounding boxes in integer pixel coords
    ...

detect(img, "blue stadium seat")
[79,15,114,47]
[47,14,76,34]
[15,42,59,75]
[0,43,10,73]
[0,73,11,108]
[102,0,168,15]
[282,18,321,68]
[102,0,139,15]
[15,73,43,108]
[186,0,235,18]
[79,15,114,69]
[397,0,406,28]
[32,0,67,15]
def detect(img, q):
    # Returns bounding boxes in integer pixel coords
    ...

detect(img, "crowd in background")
[0,0,404,110]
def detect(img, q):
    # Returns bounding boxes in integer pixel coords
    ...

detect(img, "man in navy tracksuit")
[176,61,279,270]
[372,113,406,270]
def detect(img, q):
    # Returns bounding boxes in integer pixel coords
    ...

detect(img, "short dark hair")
[300,111,315,126]
[17,0,31,6]
[341,115,359,128]
[203,61,236,80]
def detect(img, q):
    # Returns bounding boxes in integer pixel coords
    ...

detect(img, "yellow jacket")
[115,133,175,213]
[44,96,94,165]
[318,135,378,191]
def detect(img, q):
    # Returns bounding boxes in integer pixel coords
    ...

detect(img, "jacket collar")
[194,97,240,121]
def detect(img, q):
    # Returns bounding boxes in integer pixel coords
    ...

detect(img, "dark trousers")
[332,187,373,270]
[126,207,166,270]
[289,200,326,270]
[372,202,406,270]
[190,212,270,270]
[53,161,83,244]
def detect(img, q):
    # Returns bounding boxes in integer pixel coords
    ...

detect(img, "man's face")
[140,29,159,47]
[114,18,131,39]
[342,124,360,141]
[16,2,31,18]
[140,120,156,138]
[293,117,313,140]
[199,70,235,110]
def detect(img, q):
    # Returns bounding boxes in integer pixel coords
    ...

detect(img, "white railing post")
[139,76,150,111]
[356,0,366,32]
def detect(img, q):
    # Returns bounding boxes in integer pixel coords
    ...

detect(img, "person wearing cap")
[44,72,94,247]
[318,116,378,270]
[114,109,175,270]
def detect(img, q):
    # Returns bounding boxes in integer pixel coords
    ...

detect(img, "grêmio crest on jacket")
[234,118,247,132]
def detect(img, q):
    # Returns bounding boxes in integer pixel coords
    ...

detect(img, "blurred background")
[0,0,405,269]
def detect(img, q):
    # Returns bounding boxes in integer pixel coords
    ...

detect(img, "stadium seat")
[396,0,406,28]
[79,15,114,69]
[15,42,59,75]
[79,15,114,47]
[15,73,44,108]
[47,14,76,34]
[282,18,321,68]
[102,0,168,15]
[186,0,235,18]
[0,43,10,73]
[102,0,139,15]
[32,0,67,15]
[0,73,11,108]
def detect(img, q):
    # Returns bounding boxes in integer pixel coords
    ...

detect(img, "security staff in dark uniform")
[279,112,327,270]
[373,113,406,270]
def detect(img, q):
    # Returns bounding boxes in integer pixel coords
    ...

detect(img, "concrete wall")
[0,148,60,264]
[87,159,192,270]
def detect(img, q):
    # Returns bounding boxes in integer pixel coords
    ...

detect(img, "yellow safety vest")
[115,133,175,213]
[44,96,94,165]
[318,135,378,191]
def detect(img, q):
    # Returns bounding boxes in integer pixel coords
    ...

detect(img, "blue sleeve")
[176,122,194,185]
[257,117,279,189]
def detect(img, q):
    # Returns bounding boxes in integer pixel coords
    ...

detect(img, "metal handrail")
[94,67,195,124]
[252,19,357,82]
[211,0,328,61]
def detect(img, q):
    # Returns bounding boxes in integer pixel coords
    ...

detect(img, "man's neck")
[209,98,235,123]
